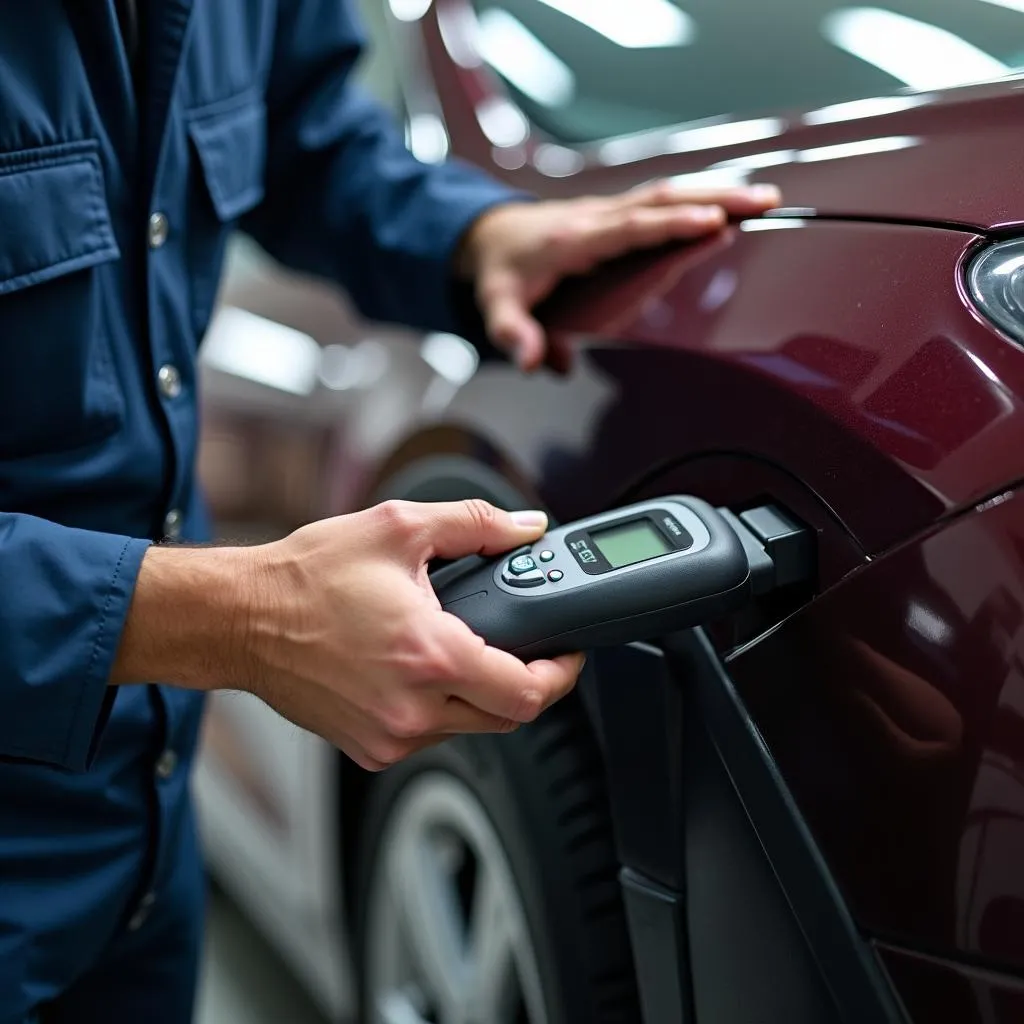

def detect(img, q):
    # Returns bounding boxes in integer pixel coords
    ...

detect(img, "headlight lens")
[967,238,1024,346]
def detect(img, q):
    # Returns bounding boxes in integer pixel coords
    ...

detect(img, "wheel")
[354,692,641,1024]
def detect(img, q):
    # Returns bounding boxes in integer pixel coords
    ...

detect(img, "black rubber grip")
[432,497,752,661]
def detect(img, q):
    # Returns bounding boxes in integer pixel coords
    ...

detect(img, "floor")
[196,886,332,1024]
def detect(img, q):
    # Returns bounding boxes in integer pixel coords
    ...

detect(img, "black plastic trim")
[662,628,908,1024]
[620,867,694,1023]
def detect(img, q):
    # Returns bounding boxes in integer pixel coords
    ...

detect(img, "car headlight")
[967,237,1024,346]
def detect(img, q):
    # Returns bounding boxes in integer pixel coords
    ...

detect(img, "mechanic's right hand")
[240,500,583,771]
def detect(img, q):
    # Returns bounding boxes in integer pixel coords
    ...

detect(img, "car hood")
[574,79,1024,234]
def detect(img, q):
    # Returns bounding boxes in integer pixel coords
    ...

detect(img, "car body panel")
[728,486,1024,970]
[402,219,1024,560]
[879,943,1024,1024]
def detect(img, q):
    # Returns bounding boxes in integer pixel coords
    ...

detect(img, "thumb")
[419,499,549,561]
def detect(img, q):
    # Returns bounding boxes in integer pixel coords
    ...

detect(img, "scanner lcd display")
[590,519,671,569]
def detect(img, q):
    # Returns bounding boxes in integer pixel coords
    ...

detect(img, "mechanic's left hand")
[456,180,782,373]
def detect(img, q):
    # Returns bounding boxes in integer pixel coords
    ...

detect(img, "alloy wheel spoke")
[378,990,432,1024]
[464,862,520,1023]
[392,832,467,1018]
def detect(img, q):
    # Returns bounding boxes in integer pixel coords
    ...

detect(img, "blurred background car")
[194,2,1024,1022]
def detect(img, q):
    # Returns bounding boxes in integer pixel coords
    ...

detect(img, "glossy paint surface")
[437,219,1024,561]
[729,487,1024,970]
[879,944,1024,1024]
[415,1,1024,231]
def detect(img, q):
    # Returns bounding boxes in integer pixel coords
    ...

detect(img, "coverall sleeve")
[0,513,150,771]
[241,0,527,337]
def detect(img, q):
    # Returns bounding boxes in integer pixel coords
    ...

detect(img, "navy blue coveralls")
[0,2,515,1020]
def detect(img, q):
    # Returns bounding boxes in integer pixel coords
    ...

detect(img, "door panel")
[728,487,1024,977]
[879,944,1024,1024]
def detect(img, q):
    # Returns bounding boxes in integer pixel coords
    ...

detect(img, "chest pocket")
[0,141,125,460]
[186,94,266,336]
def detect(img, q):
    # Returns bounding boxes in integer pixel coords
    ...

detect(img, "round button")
[547,570,564,582]
[128,890,157,931]
[509,554,538,576]
[163,509,183,539]
[539,550,555,563]
[157,363,181,399]
[148,211,169,249]
[155,749,178,779]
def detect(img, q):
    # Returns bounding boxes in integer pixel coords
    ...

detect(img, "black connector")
[719,505,814,595]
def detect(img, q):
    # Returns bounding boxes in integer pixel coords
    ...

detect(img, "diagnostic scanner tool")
[431,496,786,661]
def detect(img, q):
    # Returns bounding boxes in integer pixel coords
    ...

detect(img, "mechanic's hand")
[457,180,782,373]
[245,500,583,771]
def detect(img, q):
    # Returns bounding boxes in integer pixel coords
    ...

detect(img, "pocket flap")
[188,96,267,222]
[0,141,120,296]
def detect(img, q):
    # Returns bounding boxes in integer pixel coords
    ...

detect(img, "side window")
[469,0,1024,144]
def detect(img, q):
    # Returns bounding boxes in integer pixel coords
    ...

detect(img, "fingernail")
[750,184,781,202]
[511,510,548,530]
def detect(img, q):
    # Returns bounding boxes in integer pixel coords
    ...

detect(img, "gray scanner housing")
[431,496,753,661]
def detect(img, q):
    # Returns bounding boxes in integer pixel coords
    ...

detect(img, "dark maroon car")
[194,3,1024,1022]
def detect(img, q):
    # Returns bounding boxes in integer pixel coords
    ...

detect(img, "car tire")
[354,691,641,1024]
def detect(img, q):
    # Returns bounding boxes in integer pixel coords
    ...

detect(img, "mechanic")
[0,2,780,1021]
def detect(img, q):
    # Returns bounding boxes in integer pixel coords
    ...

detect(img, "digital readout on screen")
[590,520,671,569]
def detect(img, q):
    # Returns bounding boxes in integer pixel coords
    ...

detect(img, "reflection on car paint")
[730,488,1024,972]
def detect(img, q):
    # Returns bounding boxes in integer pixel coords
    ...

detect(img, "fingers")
[407,498,550,561]
[578,204,727,267]
[480,272,547,371]
[342,732,447,773]
[436,696,520,735]
[346,638,580,773]
[714,184,783,215]
[623,179,782,215]
[441,617,584,722]
[346,698,524,774]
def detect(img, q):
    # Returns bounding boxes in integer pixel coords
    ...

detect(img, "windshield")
[469,0,1024,143]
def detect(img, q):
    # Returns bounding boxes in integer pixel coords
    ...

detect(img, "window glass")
[469,0,1024,143]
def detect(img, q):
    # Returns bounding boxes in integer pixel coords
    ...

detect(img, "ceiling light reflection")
[599,117,784,166]
[666,117,785,155]
[665,167,755,189]
[907,602,953,646]
[533,143,586,177]
[823,7,1010,90]
[420,333,480,386]
[991,253,1024,276]
[476,8,575,107]
[706,134,918,176]
[712,149,799,171]
[319,341,389,392]
[978,0,1024,13]
[407,112,449,163]
[388,0,433,22]
[202,308,320,396]
[798,135,919,162]
[475,96,530,147]
[802,93,934,125]
[437,2,484,68]
[740,219,807,232]
[537,0,695,48]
